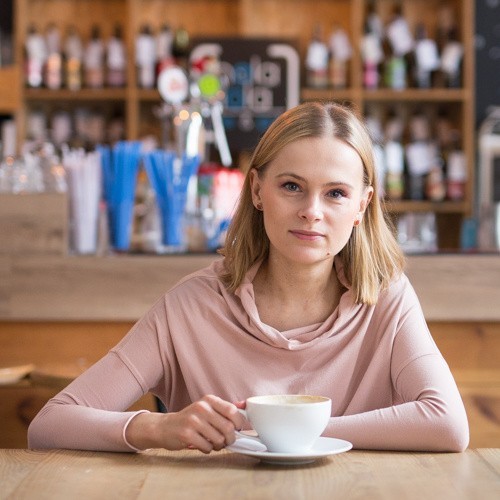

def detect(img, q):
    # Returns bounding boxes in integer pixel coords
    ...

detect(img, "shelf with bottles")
[364,99,471,216]
[24,88,128,101]
[359,0,468,91]
[22,104,127,150]
[362,88,468,102]
[18,0,128,94]
[385,200,468,214]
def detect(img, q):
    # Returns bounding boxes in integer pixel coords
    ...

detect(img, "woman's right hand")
[125,394,246,453]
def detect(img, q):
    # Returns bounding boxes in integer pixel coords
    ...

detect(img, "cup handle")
[235,408,260,441]
[234,430,261,442]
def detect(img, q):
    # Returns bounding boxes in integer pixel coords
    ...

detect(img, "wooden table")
[1,448,499,499]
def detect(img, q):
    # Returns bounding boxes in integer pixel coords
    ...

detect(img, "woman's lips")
[289,230,325,241]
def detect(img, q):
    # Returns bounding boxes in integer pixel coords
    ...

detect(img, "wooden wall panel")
[0,193,68,256]
[0,66,21,113]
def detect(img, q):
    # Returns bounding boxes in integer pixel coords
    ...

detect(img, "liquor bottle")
[156,24,174,76]
[25,25,47,88]
[64,25,83,90]
[135,24,156,88]
[384,111,405,200]
[385,5,413,90]
[440,28,463,88]
[106,24,126,87]
[305,24,329,88]
[413,23,440,89]
[84,25,105,88]
[172,26,190,70]
[361,18,383,90]
[446,131,466,201]
[328,24,352,89]
[406,112,444,201]
[44,23,62,89]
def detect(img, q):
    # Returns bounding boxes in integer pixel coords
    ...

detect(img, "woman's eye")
[282,181,301,192]
[327,189,347,199]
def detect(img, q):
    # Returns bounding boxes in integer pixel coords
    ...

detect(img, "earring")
[256,202,263,211]
[353,217,361,226]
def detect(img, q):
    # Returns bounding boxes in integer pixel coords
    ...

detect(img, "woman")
[28,101,469,453]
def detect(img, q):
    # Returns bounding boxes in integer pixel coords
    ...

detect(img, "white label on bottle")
[441,42,463,74]
[387,17,414,56]
[448,150,467,181]
[329,29,352,61]
[406,142,433,175]
[385,141,405,174]
[415,39,440,71]
[361,34,383,64]
[306,41,329,70]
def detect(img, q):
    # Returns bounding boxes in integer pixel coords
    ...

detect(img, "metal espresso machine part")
[478,106,500,251]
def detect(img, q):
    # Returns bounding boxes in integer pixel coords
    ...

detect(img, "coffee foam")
[249,395,329,405]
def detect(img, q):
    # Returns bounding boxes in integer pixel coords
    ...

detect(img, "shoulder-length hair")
[219,101,405,305]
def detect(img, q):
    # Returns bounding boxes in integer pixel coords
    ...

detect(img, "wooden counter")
[0,253,499,322]
[1,448,499,499]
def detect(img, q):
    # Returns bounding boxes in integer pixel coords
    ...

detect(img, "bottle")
[384,5,413,90]
[328,24,352,89]
[84,25,105,88]
[44,23,62,89]
[106,24,126,87]
[413,23,440,89]
[172,26,190,69]
[405,112,437,200]
[440,28,463,88]
[64,25,83,90]
[305,25,329,88]
[135,25,156,88]
[384,111,405,200]
[156,24,174,76]
[361,19,383,90]
[25,25,47,88]
[446,132,466,201]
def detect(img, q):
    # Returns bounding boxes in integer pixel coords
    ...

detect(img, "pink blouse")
[28,258,469,452]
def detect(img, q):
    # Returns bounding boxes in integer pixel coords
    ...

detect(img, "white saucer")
[227,436,353,465]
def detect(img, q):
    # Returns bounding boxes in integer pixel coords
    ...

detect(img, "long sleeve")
[27,260,470,453]
[28,352,153,451]
[323,285,469,452]
[325,353,469,451]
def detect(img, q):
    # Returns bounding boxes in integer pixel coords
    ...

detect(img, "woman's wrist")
[124,410,162,451]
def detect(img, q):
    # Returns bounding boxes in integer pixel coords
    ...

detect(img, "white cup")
[238,394,331,453]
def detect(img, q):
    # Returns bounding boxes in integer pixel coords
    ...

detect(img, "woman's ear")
[359,185,374,215]
[249,169,262,208]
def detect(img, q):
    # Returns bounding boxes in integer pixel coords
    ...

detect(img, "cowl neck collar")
[227,257,360,350]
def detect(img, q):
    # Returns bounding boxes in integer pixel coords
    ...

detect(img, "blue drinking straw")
[143,150,200,247]
[98,141,141,251]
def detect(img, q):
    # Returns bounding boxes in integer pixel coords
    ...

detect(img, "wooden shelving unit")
[5,0,475,248]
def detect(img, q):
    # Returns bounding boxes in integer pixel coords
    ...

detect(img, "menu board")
[190,37,300,152]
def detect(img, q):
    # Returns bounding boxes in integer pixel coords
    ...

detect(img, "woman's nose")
[297,196,323,221]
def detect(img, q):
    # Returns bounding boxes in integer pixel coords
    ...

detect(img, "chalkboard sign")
[190,38,300,153]
[475,0,500,127]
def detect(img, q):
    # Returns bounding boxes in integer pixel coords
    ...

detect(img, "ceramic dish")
[226,436,353,465]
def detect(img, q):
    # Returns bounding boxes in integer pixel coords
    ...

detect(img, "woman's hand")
[125,395,246,453]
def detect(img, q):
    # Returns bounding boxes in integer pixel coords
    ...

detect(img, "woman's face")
[250,136,373,267]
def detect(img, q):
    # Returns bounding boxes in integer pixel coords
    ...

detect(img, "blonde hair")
[219,101,405,304]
